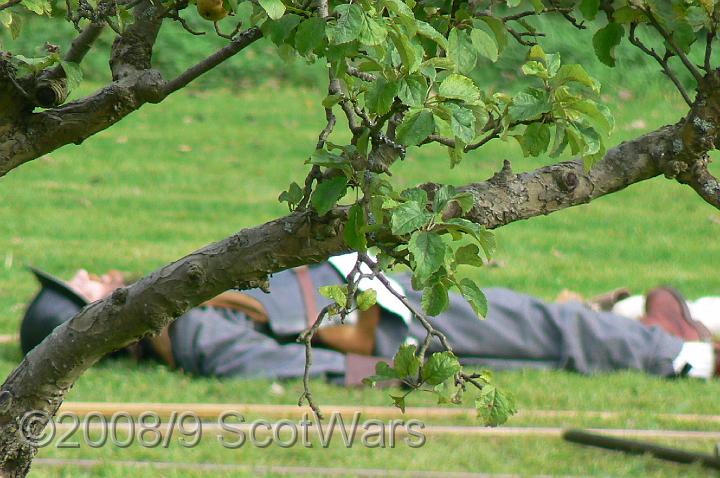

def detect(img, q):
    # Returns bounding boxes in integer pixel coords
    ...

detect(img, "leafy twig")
[628,23,692,107]
[643,7,703,83]
[356,253,453,361]
[297,305,333,419]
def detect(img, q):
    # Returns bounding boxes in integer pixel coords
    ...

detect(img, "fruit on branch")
[196,0,228,21]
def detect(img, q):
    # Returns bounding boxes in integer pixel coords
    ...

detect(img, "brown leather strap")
[203,291,269,323]
[293,265,318,326]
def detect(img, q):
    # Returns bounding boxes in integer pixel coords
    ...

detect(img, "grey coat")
[170,262,682,380]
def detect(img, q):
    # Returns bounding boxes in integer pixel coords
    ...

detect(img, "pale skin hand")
[66,269,125,302]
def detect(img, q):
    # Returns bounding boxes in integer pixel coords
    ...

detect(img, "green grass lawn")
[1,77,720,477]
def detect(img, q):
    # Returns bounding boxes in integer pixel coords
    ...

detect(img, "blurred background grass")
[1,9,720,477]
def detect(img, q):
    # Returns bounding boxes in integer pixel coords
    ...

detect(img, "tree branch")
[109,0,163,80]
[643,7,704,84]
[64,22,105,64]
[0,25,262,177]
[163,27,262,96]
[628,22,692,107]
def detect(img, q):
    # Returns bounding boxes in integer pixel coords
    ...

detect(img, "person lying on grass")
[19,253,719,385]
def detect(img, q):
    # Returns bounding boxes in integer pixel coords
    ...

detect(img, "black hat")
[20,267,88,355]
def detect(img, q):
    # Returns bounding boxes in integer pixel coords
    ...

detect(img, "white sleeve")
[327,253,413,325]
[611,295,645,320]
[687,297,720,336]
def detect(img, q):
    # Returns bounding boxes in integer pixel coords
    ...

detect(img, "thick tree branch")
[109,0,163,80]
[35,23,107,108]
[681,156,720,208]
[0,25,263,177]
[64,22,106,64]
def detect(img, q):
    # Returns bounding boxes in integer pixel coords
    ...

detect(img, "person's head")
[19,268,126,355]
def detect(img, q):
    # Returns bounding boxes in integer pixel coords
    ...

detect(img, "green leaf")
[311,176,348,215]
[356,128,371,158]
[258,0,285,20]
[391,200,433,235]
[579,0,600,20]
[397,75,428,107]
[0,11,11,28]
[359,15,387,46]
[59,61,82,90]
[552,64,600,93]
[262,13,301,45]
[21,0,51,15]
[295,17,326,55]
[448,139,464,168]
[514,122,551,157]
[408,231,447,282]
[362,360,399,386]
[396,109,435,146]
[422,351,461,385]
[451,191,474,214]
[447,28,476,74]
[470,29,498,62]
[445,102,476,143]
[344,203,367,251]
[356,288,377,311]
[322,94,342,108]
[565,99,613,135]
[442,218,495,258]
[327,4,364,44]
[394,344,421,378]
[278,181,303,207]
[381,0,414,19]
[508,89,551,122]
[391,395,406,412]
[479,16,508,53]
[400,187,428,205]
[592,22,624,67]
[431,184,456,212]
[475,385,517,427]
[365,78,398,115]
[307,149,353,176]
[422,281,449,316]
[389,26,422,73]
[459,278,488,318]
[416,20,448,49]
[319,284,348,305]
[454,244,484,267]
[116,4,132,32]
[438,74,480,104]
[521,61,549,79]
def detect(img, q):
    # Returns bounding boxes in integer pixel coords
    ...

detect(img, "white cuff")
[673,342,716,379]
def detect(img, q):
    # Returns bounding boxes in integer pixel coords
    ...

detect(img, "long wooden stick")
[564,429,720,470]
[58,401,720,423]
[42,422,720,440]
